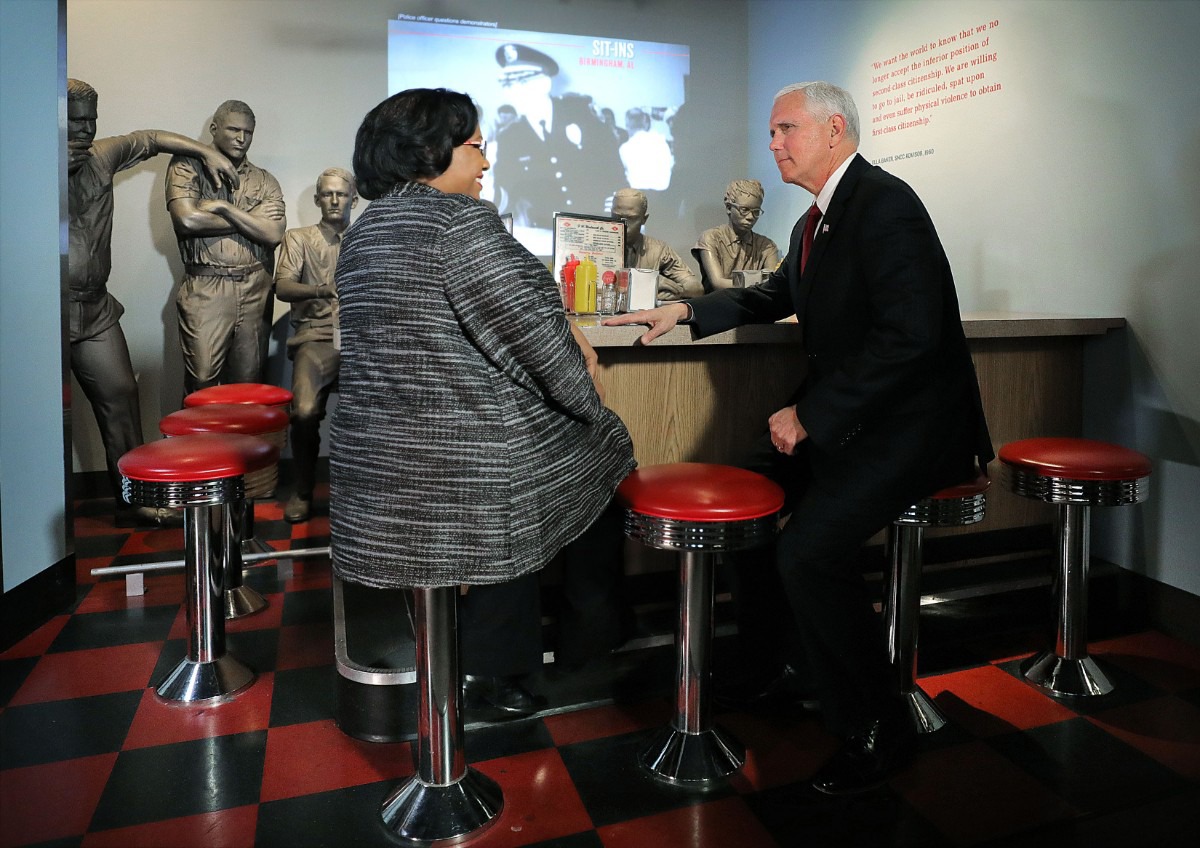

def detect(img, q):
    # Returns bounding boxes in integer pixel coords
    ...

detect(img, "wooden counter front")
[575,311,1124,544]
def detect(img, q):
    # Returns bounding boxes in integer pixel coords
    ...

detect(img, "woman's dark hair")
[352,88,479,200]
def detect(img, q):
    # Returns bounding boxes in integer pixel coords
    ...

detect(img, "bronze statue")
[611,188,702,301]
[67,78,238,525]
[692,179,780,291]
[166,100,285,392]
[274,168,358,523]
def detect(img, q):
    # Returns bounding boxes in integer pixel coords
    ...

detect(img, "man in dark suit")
[604,81,992,795]
[492,43,623,228]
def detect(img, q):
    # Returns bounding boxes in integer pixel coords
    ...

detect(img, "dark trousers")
[459,572,543,678]
[735,418,976,736]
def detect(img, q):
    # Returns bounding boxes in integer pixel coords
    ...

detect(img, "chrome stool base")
[155,653,255,703]
[224,585,268,619]
[903,687,948,734]
[640,725,746,786]
[380,768,502,846]
[1023,651,1114,697]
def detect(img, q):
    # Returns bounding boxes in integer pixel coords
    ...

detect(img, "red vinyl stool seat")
[183,385,291,495]
[160,404,290,618]
[1000,437,1152,697]
[885,473,990,733]
[616,463,785,786]
[184,382,294,409]
[119,434,278,704]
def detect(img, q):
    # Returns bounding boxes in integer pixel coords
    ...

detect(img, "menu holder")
[552,213,625,313]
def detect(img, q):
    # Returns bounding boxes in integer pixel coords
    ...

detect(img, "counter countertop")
[572,311,1125,347]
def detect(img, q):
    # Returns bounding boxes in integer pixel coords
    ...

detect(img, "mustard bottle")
[574,255,598,313]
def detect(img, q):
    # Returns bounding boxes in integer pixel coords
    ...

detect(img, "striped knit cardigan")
[329,181,635,588]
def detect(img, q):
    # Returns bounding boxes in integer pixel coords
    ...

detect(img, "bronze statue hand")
[257,198,286,221]
[200,146,240,192]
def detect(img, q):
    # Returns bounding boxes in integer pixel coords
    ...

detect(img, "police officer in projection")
[492,43,623,228]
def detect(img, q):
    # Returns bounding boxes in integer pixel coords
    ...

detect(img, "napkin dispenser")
[623,268,659,311]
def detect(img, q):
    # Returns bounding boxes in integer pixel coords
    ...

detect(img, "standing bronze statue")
[692,179,780,291]
[67,78,237,525]
[611,188,702,301]
[274,168,358,523]
[166,100,285,392]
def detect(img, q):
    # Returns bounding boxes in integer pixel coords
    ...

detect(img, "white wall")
[1,0,69,592]
[747,0,1200,595]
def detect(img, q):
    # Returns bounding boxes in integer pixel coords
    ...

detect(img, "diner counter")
[573,310,1126,565]
[571,311,1125,347]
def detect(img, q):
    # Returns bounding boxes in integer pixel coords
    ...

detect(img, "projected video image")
[388,18,690,256]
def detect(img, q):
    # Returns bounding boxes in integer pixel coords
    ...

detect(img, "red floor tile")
[74,514,126,537]
[0,753,117,847]
[281,560,333,592]
[275,622,335,670]
[0,615,69,660]
[894,740,1080,844]
[544,700,671,747]
[1093,629,1200,692]
[75,573,184,615]
[118,527,187,557]
[260,719,413,802]
[597,796,779,848]
[254,500,284,522]
[123,674,275,750]
[919,663,1078,736]
[80,803,258,848]
[8,642,162,706]
[471,748,596,848]
[1087,694,1200,780]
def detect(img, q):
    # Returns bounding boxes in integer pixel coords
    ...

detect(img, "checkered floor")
[2,491,1199,847]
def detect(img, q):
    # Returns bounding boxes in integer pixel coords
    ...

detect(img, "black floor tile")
[993,655,1164,714]
[90,731,268,830]
[746,781,949,848]
[74,533,131,559]
[270,663,338,727]
[47,604,177,652]
[0,691,142,767]
[256,781,404,848]
[463,716,557,763]
[986,716,1188,814]
[282,588,334,627]
[0,656,39,707]
[558,729,732,829]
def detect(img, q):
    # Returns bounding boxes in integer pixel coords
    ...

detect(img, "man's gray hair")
[318,167,357,195]
[774,81,859,144]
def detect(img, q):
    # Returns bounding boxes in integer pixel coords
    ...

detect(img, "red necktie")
[800,203,821,273]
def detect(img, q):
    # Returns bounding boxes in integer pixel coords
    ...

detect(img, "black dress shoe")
[714,663,820,713]
[462,674,547,720]
[811,716,916,795]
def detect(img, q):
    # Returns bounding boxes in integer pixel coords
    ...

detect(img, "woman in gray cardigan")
[331,88,635,715]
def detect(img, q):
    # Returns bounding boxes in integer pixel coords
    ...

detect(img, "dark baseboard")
[1,556,76,652]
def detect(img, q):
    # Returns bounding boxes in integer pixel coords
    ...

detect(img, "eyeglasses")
[726,202,763,219]
[461,140,488,157]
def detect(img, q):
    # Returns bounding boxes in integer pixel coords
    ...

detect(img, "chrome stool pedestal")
[379,587,502,844]
[1000,437,1151,698]
[884,474,989,733]
[617,463,784,787]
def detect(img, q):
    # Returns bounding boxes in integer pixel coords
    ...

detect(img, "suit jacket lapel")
[802,153,867,284]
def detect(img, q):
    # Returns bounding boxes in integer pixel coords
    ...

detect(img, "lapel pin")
[822,224,830,233]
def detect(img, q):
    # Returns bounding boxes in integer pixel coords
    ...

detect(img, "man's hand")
[256,198,286,221]
[768,405,808,455]
[200,147,240,192]
[601,302,689,345]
